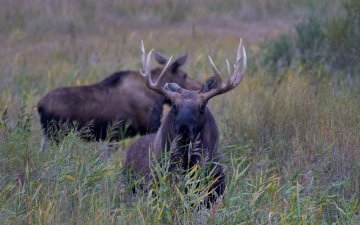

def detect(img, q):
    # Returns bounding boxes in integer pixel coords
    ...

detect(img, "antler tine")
[208,55,223,84]
[236,38,243,63]
[140,40,145,71]
[233,43,247,86]
[140,40,153,77]
[229,39,242,85]
[228,39,246,86]
[139,40,178,98]
[152,55,173,87]
[140,40,146,72]
[226,58,231,78]
[202,39,247,101]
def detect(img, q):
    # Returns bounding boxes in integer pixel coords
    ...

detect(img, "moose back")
[37,52,201,147]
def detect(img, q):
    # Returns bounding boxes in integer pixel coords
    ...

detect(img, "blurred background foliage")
[260,0,360,74]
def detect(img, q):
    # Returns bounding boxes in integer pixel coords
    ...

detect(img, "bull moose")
[125,40,247,206]
[37,51,201,150]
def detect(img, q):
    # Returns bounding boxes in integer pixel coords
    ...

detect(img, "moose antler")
[140,40,177,98]
[202,39,247,101]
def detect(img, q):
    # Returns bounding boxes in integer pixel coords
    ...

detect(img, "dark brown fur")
[125,86,226,207]
[38,54,201,142]
[125,40,247,207]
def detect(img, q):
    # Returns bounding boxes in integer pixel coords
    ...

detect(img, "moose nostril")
[175,123,197,141]
[176,124,189,136]
[179,124,188,134]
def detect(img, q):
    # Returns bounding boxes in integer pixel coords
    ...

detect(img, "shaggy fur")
[125,84,226,207]
[38,54,201,143]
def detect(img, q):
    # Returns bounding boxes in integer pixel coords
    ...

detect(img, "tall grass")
[217,73,360,196]
[1,107,358,224]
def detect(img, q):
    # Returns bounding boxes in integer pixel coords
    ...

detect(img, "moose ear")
[171,53,188,73]
[164,83,182,93]
[201,76,218,93]
[154,51,168,65]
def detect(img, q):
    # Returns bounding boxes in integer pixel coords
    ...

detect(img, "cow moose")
[37,51,201,150]
[125,40,247,206]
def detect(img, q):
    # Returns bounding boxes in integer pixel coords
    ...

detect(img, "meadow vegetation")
[0,0,359,224]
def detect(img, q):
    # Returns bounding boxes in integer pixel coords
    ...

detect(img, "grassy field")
[1,0,359,224]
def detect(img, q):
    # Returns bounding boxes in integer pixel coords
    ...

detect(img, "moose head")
[151,50,201,92]
[140,40,247,148]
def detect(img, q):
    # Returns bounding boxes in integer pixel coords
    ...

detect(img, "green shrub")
[260,34,293,73]
[295,16,327,66]
[327,0,360,71]
[260,0,360,74]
